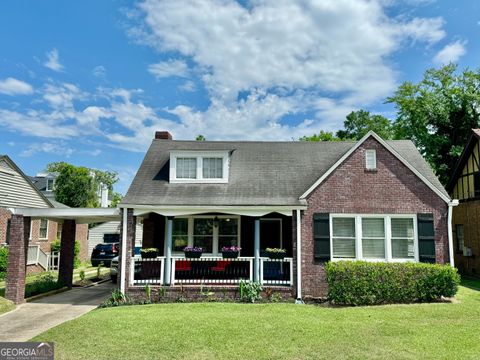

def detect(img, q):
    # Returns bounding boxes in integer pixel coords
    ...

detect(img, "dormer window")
[46,178,55,191]
[170,151,229,183]
[365,149,377,170]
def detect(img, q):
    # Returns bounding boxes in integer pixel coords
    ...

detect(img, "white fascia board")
[299,131,451,204]
[11,207,121,220]
[121,205,307,217]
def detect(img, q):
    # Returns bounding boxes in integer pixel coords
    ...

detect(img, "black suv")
[91,243,119,267]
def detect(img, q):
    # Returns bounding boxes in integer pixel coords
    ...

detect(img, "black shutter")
[313,213,330,262]
[5,219,11,245]
[418,213,435,263]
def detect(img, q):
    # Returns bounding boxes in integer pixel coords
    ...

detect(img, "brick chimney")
[155,131,172,140]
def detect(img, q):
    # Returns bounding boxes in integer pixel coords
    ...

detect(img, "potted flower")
[140,248,159,259]
[183,246,203,258]
[265,248,287,260]
[221,246,241,259]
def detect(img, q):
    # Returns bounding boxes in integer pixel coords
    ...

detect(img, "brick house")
[112,130,455,300]
[29,174,89,262]
[0,156,88,273]
[447,129,480,277]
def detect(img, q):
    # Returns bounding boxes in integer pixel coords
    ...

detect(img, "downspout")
[447,200,459,267]
[296,209,303,304]
[120,208,128,294]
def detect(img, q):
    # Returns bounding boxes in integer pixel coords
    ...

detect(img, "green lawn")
[33,286,480,360]
[0,296,14,315]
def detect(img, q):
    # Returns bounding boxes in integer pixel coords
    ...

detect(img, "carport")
[4,207,121,304]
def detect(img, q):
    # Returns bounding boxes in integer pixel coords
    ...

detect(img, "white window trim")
[168,215,241,256]
[46,178,55,192]
[365,149,377,170]
[330,214,418,263]
[169,151,229,183]
[39,219,49,240]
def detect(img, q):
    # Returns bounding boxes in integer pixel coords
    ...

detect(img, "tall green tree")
[299,130,341,142]
[196,135,206,141]
[46,162,121,208]
[387,64,480,185]
[336,110,394,140]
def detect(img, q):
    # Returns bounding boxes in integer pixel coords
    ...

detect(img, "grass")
[461,277,480,290]
[0,296,14,315]
[33,286,480,360]
[0,266,109,297]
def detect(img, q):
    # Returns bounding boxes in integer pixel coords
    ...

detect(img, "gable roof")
[300,131,450,203]
[122,132,449,207]
[446,129,480,193]
[0,155,53,208]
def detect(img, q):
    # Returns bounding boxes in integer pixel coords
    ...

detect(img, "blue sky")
[0,0,478,194]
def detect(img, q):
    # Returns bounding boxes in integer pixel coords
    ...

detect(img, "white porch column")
[448,200,459,267]
[296,209,303,302]
[120,209,128,294]
[254,217,260,283]
[164,216,173,285]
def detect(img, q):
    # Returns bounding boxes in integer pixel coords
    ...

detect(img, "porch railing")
[27,245,39,265]
[259,257,293,286]
[130,256,165,286]
[171,257,254,285]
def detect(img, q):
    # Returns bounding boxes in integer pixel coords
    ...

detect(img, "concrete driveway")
[0,281,114,342]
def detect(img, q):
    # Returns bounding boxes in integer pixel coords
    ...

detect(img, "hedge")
[325,261,460,306]
[0,247,8,280]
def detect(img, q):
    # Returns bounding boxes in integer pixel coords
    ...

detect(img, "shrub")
[0,247,8,273]
[25,272,64,298]
[99,290,133,308]
[51,239,81,269]
[325,261,460,306]
[239,281,262,303]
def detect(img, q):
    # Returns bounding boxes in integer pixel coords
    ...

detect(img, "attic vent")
[365,149,376,170]
[155,131,172,140]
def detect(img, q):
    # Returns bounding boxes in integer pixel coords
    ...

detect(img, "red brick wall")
[0,208,12,244]
[75,224,89,262]
[300,137,449,298]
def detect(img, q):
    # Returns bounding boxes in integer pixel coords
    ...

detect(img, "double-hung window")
[39,219,48,239]
[391,218,414,259]
[171,216,240,255]
[362,218,385,259]
[176,158,197,179]
[330,215,417,261]
[170,151,229,183]
[332,218,356,258]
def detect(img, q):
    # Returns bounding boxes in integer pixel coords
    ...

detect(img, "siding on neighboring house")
[296,137,449,298]
[88,221,142,256]
[0,157,50,209]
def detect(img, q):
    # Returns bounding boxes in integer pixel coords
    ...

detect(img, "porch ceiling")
[9,207,121,224]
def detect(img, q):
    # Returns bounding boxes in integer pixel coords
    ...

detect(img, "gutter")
[447,200,459,267]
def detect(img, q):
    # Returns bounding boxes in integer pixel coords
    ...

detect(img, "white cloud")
[118,0,448,141]
[434,40,467,64]
[148,59,189,79]
[178,80,196,92]
[20,141,74,157]
[92,65,106,78]
[44,48,64,72]
[0,77,34,95]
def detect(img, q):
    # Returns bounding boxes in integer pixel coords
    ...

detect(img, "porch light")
[213,216,219,228]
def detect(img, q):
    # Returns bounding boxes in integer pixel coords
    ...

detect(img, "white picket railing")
[171,257,254,285]
[130,257,165,286]
[26,245,58,271]
[259,257,293,286]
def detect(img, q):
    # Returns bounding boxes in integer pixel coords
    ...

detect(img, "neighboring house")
[447,129,480,277]
[29,173,89,262]
[116,130,454,300]
[88,221,143,256]
[0,155,55,272]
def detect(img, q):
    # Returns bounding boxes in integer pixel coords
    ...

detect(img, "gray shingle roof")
[121,137,448,207]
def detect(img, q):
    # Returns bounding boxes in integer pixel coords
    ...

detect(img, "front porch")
[121,207,301,295]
